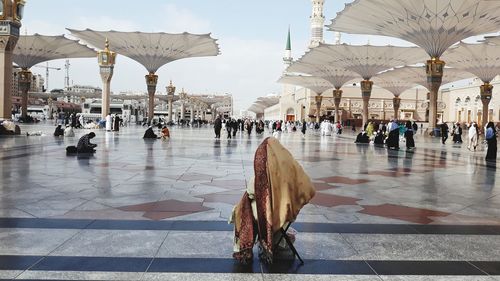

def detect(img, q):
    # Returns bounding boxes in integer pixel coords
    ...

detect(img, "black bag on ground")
[66,145,78,155]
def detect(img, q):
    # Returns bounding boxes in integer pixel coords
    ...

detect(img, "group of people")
[213,117,267,139]
[320,120,343,136]
[105,114,122,132]
[143,126,170,140]
[440,121,497,161]
[355,120,416,150]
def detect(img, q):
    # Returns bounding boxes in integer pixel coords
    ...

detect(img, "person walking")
[404,121,415,149]
[301,120,307,138]
[452,122,463,143]
[467,122,478,151]
[485,122,497,161]
[214,116,222,139]
[440,122,449,144]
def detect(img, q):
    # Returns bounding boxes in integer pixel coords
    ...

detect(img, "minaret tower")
[282,27,294,97]
[283,26,293,72]
[309,0,325,48]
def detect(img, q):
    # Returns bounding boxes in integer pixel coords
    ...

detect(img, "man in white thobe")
[105,114,112,131]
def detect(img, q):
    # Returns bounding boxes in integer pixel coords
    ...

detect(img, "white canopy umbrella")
[328,0,500,129]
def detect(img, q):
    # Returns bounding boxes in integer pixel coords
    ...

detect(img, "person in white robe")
[64,125,75,137]
[105,114,112,131]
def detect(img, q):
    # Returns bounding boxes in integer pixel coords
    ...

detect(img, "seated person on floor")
[143,126,157,139]
[373,130,385,145]
[230,137,316,264]
[53,125,64,137]
[64,125,75,137]
[0,120,20,135]
[160,126,170,140]
[355,131,370,143]
[77,132,97,153]
[26,131,43,136]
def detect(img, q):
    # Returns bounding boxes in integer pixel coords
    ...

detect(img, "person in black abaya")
[214,116,222,139]
[143,126,157,139]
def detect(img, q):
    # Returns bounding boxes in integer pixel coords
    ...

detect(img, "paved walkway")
[0,123,499,280]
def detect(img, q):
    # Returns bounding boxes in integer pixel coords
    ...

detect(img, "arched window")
[286,108,294,115]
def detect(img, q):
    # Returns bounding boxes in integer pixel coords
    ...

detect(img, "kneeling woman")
[230,137,316,264]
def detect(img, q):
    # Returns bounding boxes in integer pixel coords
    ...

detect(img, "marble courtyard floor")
[0,123,499,280]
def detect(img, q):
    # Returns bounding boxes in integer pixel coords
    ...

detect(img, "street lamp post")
[426,58,445,130]
[166,80,175,123]
[314,95,322,123]
[146,73,158,124]
[18,68,31,119]
[0,0,25,120]
[333,88,342,123]
[98,39,116,119]
[480,83,493,127]
[360,79,373,125]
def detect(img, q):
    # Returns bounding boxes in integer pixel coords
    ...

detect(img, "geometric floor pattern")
[0,123,499,280]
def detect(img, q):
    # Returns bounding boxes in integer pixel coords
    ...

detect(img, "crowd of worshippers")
[354,120,418,150]
[439,121,498,161]
[213,117,266,139]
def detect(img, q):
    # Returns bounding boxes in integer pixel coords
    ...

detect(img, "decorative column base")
[392,96,401,120]
[360,80,373,127]
[314,95,323,123]
[145,73,158,123]
[333,89,343,123]
[480,82,493,127]
[426,58,445,130]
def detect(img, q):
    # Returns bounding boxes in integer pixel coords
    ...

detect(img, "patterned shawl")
[232,137,316,263]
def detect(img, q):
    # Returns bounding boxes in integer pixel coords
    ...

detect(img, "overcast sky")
[21,0,480,112]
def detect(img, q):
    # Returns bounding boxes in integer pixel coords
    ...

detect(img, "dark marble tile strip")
[0,218,94,230]
[366,260,487,276]
[32,256,153,272]
[0,256,499,275]
[1,218,500,235]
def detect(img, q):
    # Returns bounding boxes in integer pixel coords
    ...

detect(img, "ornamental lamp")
[0,0,24,22]
[97,38,116,67]
[166,80,176,97]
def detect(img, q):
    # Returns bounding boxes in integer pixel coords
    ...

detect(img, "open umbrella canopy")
[277,75,333,95]
[444,42,500,83]
[286,62,360,89]
[328,0,500,58]
[67,28,220,73]
[380,66,473,90]
[14,34,96,69]
[296,43,428,80]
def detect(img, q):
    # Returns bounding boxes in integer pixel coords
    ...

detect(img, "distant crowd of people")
[354,120,418,150]
[440,121,498,161]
